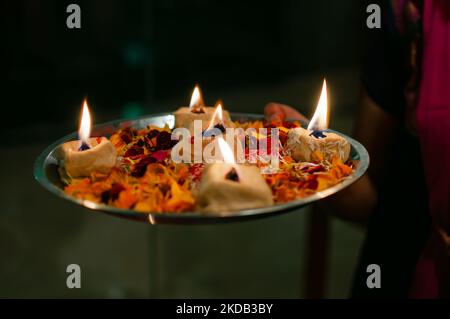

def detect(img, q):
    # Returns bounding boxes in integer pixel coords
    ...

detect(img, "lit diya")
[286,79,350,163]
[59,100,117,178]
[172,100,244,164]
[173,85,233,133]
[196,137,273,214]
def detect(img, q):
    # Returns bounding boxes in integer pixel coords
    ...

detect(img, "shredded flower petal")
[64,121,355,212]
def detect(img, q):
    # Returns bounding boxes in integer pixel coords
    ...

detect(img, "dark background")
[1,0,368,298]
[3,0,364,141]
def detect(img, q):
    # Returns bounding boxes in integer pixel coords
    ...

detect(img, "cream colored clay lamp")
[196,137,273,214]
[172,97,242,164]
[286,79,350,163]
[60,99,117,178]
[173,85,232,133]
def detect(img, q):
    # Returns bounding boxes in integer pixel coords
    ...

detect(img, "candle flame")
[206,101,223,131]
[217,137,235,164]
[307,79,329,131]
[189,85,205,111]
[79,99,91,146]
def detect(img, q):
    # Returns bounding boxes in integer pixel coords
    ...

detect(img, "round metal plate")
[33,113,369,225]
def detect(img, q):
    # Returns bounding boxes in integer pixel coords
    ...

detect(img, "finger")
[264,103,286,122]
[265,103,307,122]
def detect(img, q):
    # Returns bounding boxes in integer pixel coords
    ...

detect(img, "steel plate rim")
[33,112,369,223]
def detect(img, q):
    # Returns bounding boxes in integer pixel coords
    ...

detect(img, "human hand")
[264,102,375,225]
[264,102,308,123]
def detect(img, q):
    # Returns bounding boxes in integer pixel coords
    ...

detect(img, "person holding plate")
[265,0,450,298]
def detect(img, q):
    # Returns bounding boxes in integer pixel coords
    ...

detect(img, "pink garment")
[411,0,450,298]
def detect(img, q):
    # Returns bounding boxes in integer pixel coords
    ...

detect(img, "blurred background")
[1,0,366,298]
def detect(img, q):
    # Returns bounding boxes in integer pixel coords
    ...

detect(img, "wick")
[309,130,327,139]
[225,167,240,182]
[79,142,90,151]
[191,106,206,114]
[214,123,226,133]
